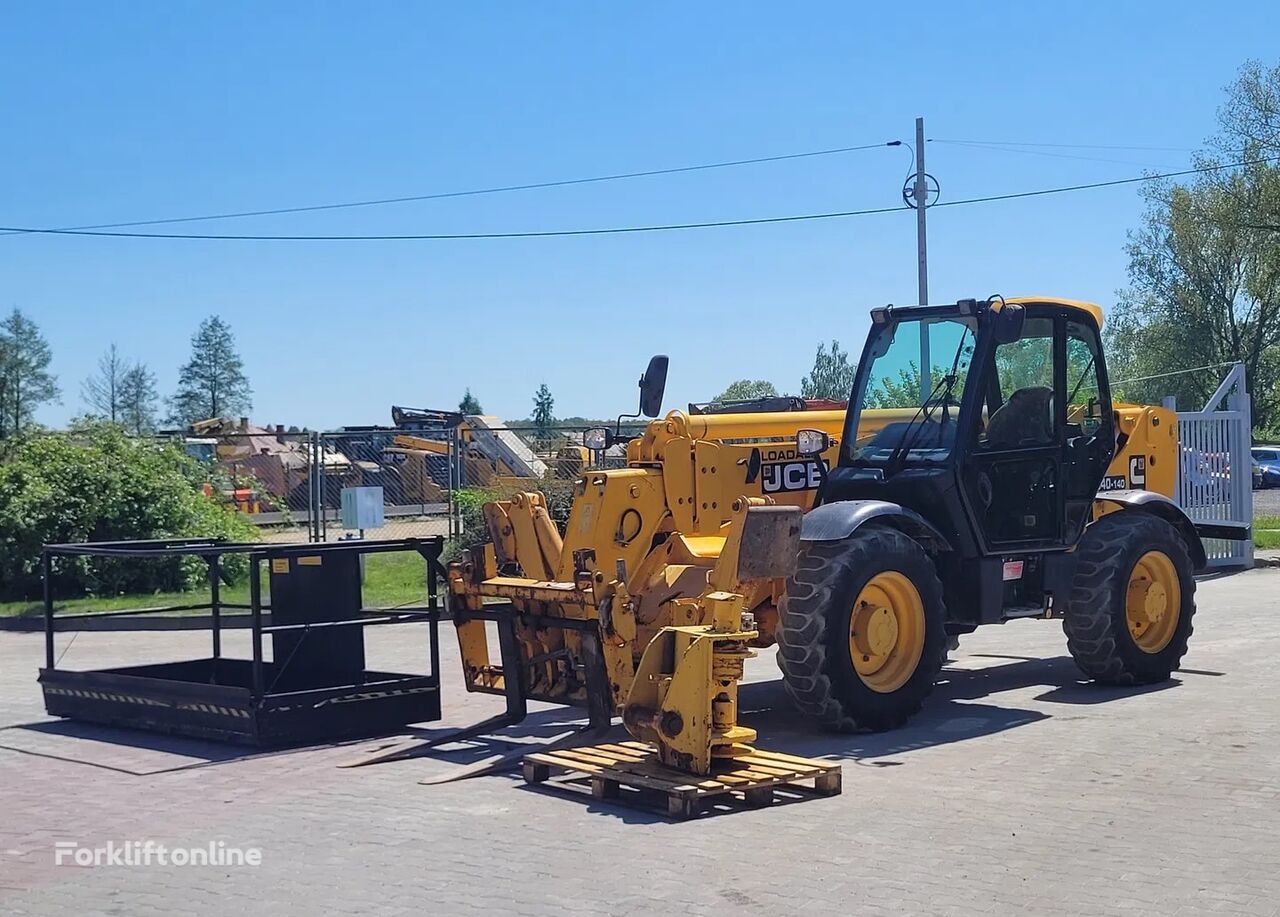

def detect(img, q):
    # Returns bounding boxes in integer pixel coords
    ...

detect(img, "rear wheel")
[1062,512,1196,684]
[775,527,947,732]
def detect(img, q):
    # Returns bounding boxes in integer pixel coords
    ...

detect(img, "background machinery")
[443,297,1241,782]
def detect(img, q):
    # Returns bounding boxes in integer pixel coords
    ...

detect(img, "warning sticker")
[1002,560,1024,582]
[271,559,290,574]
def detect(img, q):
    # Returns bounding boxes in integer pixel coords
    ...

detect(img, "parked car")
[1251,446,1280,489]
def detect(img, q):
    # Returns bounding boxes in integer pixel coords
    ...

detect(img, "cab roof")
[1003,296,1104,329]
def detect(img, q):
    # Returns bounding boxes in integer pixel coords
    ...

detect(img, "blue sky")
[4,2,1277,430]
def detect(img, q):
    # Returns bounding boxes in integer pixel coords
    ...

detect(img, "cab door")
[960,310,1062,551]
[1061,317,1115,540]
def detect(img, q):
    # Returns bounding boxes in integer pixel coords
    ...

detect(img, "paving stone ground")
[1,567,1278,916]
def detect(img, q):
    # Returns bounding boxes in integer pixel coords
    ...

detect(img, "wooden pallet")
[522,741,841,819]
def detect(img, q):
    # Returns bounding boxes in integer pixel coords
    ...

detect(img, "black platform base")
[40,657,442,747]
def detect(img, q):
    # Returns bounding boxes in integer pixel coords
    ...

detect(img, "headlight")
[796,429,831,457]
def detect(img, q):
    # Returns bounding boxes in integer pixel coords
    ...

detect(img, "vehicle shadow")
[737,679,1046,763]
[0,718,264,775]
[737,653,1188,763]
[5,655,1203,786]
[0,701,602,775]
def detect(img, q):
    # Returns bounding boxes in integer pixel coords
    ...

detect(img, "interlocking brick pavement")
[1,568,1278,916]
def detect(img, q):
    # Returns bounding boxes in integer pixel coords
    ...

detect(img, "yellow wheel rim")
[848,571,926,693]
[1126,550,1180,654]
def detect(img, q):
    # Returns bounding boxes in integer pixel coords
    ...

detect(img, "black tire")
[1062,512,1196,685]
[775,526,947,732]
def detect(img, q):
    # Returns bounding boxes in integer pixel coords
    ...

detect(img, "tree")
[168,316,252,426]
[712,379,778,402]
[119,362,160,435]
[800,340,856,400]
[0,308,59,438]
[864,362,922,408]
[82,343,129,422]
[532,383,556,446]
[1111,61,1280,428]
[459,388,483,414]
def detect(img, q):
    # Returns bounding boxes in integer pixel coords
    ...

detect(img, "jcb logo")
[762,460,826,493]
[1129,455,1146,488]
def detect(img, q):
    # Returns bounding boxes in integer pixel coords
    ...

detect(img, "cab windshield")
[846,315,977,466]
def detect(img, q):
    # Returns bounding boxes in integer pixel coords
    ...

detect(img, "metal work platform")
[523,741,842,819]
[38,537,446,747]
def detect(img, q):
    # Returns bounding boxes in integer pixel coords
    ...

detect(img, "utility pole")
[913,116,928,307]
[913,116,930,401]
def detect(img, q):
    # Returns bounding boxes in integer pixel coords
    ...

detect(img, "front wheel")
[775,526,947,732]
[1062,512,1196,684]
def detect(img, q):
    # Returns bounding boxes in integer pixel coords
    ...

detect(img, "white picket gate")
[1167,363,1254,568]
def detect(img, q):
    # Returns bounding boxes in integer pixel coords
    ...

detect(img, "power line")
[3,157,1275,242]
[0,141,900,236]
[928,138,1174,168]
[931,138,1197,152]
[1111,362,1238,388]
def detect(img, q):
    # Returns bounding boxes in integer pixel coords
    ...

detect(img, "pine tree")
[459,388,483,414]
[532,383,555,446]
[0,308,59,438]
[168,316,252,425]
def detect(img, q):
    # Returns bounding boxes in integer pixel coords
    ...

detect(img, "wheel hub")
[1125,551,1180,653]
[852,604,899,658]
[847,571,927,694]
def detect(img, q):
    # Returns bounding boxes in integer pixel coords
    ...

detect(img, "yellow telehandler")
[422,297,1245,789]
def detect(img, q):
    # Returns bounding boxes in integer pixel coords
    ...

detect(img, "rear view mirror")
[639,355,669,418]
[993,303,1025,344]
[796,429,831,457]
[584,428,611,451]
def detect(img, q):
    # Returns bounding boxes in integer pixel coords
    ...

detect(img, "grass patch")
[359,551,434,608]
[0,550,433,618]
[1256,515,1280,550]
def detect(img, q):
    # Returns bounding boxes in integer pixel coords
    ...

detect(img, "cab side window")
[978,316,1055,450]
[1066,321,1106,437]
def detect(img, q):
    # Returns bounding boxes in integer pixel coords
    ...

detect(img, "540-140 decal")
[1099,455,1148,492]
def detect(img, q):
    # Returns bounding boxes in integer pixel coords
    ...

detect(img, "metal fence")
[186,428,321,543]
[163,419,633,546]
[178,420,625,544]
[1167,363,1254,568]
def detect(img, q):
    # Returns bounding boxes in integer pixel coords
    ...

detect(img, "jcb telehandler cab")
[776,296,1207,732]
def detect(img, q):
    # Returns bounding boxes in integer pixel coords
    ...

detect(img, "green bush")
[0,424,258,601]
[446,477,579,562]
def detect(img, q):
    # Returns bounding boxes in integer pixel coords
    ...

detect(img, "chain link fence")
[314,427,456,542]
[314,420,630,549]
[158,419,628,548]
[181,427,321,544]
[2,418,646,584]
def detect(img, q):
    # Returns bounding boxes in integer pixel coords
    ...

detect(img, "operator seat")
[984,386,1053,449]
